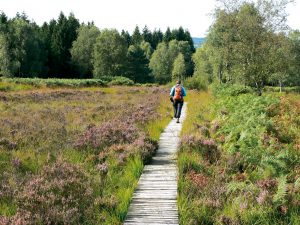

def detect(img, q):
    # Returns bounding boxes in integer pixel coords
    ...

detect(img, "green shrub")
[1,78,109,88]
[141,83,159,87]
[108,76,134,86]
[212,83,254,96]
[1,77,137,88]
[184,76,208,91]
[264,86,300,93]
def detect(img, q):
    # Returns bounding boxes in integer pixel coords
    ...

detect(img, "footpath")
[124,104,187,225]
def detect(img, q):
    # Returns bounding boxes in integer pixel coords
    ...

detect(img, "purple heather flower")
[96,163,108,175]
[202,139,216,146]
[12,158,21,168]
[240,201,248,211]
[118,153,127,164]
[256,190,268,205]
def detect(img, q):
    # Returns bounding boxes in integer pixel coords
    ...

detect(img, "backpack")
[173,85,182,100]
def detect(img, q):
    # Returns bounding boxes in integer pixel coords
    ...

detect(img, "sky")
[0,0,300,37]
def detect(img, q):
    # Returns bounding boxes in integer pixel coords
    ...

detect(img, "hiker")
[170,80,186,123]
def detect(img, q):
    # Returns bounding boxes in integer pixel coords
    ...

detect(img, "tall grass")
[145,93,173,141]
[178,89,214,225]
[181,90,214,134]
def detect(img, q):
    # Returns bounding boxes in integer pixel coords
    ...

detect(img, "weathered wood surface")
[124,104,187,225]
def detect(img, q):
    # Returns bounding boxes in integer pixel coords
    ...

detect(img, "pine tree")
[131,25,142,45]
[184,30,195,52]
[126,45,151,83]
[163,27,172,42]
[171,26,186,41]
[142,25,152,44]
[49,12,80,77]
[152,29,163,49]
[121,29,131,47]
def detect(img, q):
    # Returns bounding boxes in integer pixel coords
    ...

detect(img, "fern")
[227,181,247,195]
[273,175,287,204]
[276,150,291,166]
[295,177,300,190]
[261,155,286,175]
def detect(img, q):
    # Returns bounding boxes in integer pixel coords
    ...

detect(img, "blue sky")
[1,0,299,37]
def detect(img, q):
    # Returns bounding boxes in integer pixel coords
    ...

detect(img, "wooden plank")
[125,219,179,223]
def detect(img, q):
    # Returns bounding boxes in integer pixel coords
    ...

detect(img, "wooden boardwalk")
[124,104,187,225]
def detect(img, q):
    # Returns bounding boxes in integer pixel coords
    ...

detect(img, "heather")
[0,84,172,224]
[178,87,300,224]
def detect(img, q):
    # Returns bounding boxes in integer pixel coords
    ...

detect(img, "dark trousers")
[173,100,184,118]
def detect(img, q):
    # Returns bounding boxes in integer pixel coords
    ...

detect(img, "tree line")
[192,0,300,93]
[0,11,195,83]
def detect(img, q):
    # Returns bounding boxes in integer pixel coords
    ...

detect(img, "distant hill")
[192,37,206,48]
